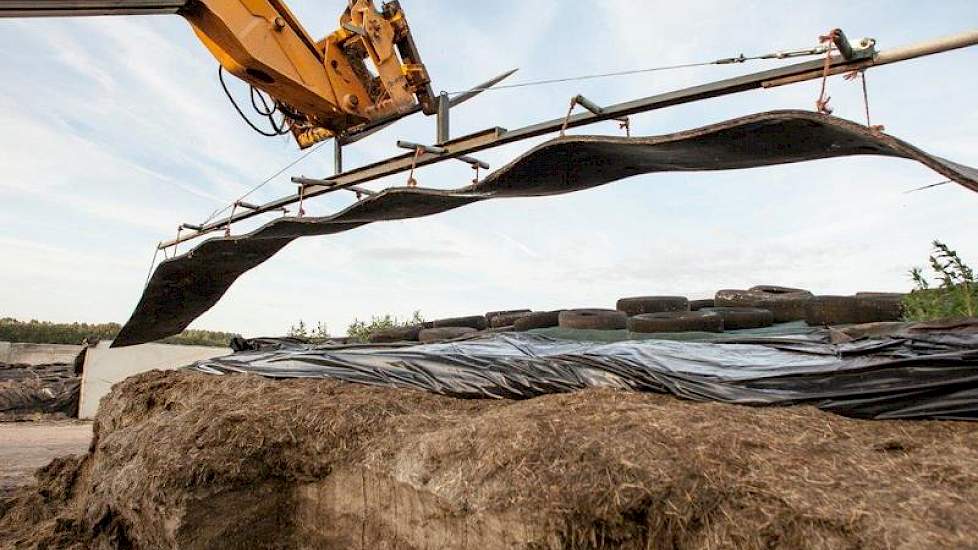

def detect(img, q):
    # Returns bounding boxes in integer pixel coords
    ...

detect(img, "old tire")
[701,307,773,330]
[688,299,715,311]
[418,327,478,343]
[367,325,421,343]
[716,289,813,323]
[628,311,723,333]
[615,296,689,316]
[558,309,627,330]
[486,309,531,324]
[489,311,533,328]
[749,285,810,295]
[431,315,488,331]
[513,311,562,331]
[854,293,905,323]
[805,295,862,326]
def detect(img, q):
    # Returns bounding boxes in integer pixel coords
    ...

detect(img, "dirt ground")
[0,421,92,496]
[3,370,978,549]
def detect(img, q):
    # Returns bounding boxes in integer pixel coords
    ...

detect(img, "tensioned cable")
[446,61,717,95]
[445,45,831,95]
[200,139,329,225]
[904,179,952,194]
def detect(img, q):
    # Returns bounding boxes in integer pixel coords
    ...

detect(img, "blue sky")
[1,1,976,337]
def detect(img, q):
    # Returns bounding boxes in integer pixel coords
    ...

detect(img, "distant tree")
[288,320,330,342]
[347,310,424,343]
[0,317,233,347]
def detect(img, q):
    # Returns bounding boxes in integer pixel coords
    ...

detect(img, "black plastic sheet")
[115,111,978,346]
[193,323,978,421]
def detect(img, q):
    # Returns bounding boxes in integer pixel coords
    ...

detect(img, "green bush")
[904,241,977,321]
[346,311,424,343]
[287,320,331,342]
[0,317,234,347]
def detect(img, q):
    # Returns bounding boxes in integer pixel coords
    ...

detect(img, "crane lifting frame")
[159,28,978,250]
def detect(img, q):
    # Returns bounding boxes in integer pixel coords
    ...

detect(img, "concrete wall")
[0,341,83,366]
[79,341,229,419]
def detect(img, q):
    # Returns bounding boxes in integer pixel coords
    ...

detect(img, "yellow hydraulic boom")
[2,0,436,148]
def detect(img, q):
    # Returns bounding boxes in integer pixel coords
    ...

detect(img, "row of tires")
[367,286,907,342]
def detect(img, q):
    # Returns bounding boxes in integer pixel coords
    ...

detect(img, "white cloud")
[1,0,976,337]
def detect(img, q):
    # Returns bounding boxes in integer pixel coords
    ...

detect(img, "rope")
[225,203,237,236]
[815,30,838,114]
[559,97,577,137]
[296,185,306,217]
[406,147,423,187]
[173,227,182,256]
[144,243,161,287]
[844,69,884,132]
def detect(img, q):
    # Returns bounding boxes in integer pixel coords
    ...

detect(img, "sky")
[1,1,976,338]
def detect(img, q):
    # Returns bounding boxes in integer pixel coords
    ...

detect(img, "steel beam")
[158,29,978,249]
[0,0,186,17]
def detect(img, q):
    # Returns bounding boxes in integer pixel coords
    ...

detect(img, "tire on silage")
[431,315,488,331]
[805,296,862,326]
[701,307,774,330]
[615,296,689,316]
[489,311,533,328]
[367,325,422,343]
[854,293,906,323]
[418,327,478,343]
[628,311,723,333]
[513,311,563,331]
[715,289,813,323]
[558,309,628,330]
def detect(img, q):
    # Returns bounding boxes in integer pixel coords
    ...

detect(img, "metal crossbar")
[159,29,978,250]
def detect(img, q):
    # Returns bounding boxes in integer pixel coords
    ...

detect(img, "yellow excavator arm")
[2,0,435,148]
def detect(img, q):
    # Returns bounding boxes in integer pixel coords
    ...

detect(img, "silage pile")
[3,369,978,549]
[0,362,80,420]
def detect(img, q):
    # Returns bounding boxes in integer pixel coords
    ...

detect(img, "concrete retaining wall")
[0,341,83,366]
[79,341,229,419]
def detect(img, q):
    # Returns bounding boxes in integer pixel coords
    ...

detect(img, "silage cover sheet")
[192,324,978,420]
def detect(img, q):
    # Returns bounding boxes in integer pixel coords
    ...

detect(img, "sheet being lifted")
[193,321,978,421]
[115,111,978,346]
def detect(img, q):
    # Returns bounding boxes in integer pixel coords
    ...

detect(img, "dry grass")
[3,370,978,549]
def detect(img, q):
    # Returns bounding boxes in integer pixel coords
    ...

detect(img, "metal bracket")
[396,140,489,169]
[832,29,877,61]
[561,95,630,136]
[436,92,450,144]
[292,177,376,197]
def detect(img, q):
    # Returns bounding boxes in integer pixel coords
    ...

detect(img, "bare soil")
[2,370,978,549]
[0,421,92,496]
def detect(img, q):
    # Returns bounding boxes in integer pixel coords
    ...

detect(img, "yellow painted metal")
[181,0,431,147]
